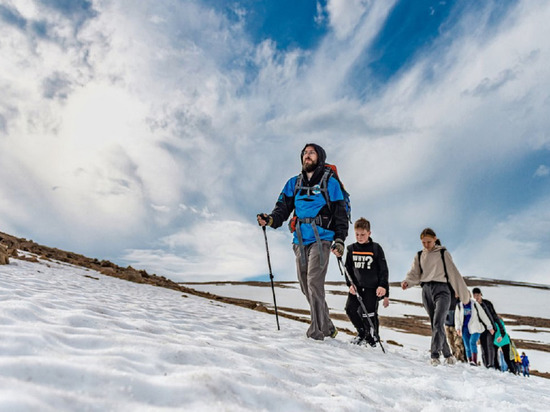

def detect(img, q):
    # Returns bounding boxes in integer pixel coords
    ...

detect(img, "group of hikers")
[445,286,530,375]
[257,143,530,374]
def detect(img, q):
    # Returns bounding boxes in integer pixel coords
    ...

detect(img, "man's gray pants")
[293,241,335,340]
[422,282,452,359]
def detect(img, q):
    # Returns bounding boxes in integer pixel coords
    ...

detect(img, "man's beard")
[302,159,318,173]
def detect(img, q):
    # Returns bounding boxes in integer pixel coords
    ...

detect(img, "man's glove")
[257,213,273,227]
[331,238,345,255]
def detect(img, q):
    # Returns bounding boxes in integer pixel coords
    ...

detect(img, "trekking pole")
[262,226,280,330]
[337,257,385,353]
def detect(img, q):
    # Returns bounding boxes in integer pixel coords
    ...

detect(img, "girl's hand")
[349,285,356,295]
[382,297,389,308]
[401,281,409,290]
[497,336,502,343]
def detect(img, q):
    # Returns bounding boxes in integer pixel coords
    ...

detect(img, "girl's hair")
[354,217,370,231]
[420,228,441,245]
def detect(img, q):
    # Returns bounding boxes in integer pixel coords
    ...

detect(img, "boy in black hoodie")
[344,218,389,346]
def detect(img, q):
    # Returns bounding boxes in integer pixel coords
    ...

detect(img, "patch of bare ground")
[0,231,200,294]
[464,277,550,290]
[500,313,550,330]
[531,370,550,379]
[390,277,550,290]
[327,289,347,296]
[182,280,297,289]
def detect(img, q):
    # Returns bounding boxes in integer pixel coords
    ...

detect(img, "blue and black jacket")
[269,144,348,245]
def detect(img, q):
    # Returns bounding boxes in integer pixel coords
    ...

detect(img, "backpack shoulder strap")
[439,248,449,281]
[320,166,331,196]
[315,167,332,212]
[293,173,303,196]
[418,248,449,280]
[474,302,489,329]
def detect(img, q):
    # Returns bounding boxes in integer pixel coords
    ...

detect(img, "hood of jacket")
[300,143,326,166]
[426,244,445,253]
[300,143,327,185]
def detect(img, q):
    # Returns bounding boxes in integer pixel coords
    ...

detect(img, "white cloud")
[2,0,550,284]
[122,219,295,281]
[534,165,550,178]
[326,0,387,40]
[456,196,550,284]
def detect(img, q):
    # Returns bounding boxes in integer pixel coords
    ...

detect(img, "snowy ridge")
[1,258,550,411]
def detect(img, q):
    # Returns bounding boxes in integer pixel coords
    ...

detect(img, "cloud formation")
[1,0,549,284]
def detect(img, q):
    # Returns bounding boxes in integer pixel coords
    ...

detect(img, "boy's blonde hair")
[354,217,370,231]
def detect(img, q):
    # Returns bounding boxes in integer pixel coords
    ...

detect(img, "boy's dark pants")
[345,287,378,337]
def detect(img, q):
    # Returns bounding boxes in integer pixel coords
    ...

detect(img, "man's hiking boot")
[350,335,365,345]
[430,358,441,366]
[444,356,457,366]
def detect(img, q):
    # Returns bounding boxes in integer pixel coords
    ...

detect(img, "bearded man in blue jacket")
[258,143,349,340]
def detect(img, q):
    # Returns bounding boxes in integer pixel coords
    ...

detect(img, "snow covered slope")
[1,258,549,411]
[185,280,550,376]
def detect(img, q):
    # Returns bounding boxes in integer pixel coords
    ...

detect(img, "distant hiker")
[493,317,516,374]
[512,341,522,375]
[257,143,349,340]
[401,228,470,366]
[343,218,389,347]
[454,291,494,366]
[521,352,530,377]
[472,287,501,369]
[445,306,467,362]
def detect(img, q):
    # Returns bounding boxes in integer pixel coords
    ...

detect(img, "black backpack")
[417,248,457,310]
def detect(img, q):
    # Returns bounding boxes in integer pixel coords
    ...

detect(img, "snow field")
[1,258,549,411]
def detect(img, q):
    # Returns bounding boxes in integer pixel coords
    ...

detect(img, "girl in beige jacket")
[401,228,469,366]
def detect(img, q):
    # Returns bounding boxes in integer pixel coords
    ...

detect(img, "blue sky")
[1,0,549,284]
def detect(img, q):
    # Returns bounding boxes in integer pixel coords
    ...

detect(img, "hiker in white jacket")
[455,293,494,366]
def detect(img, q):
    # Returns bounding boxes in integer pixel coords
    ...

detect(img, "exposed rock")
[100,267,116,276]
[122,268,143,283]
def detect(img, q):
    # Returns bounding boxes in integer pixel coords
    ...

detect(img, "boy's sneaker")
[430,358,441,366]
[350,335,365,345]
[364,334,377,348]
[444,356,457,366]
